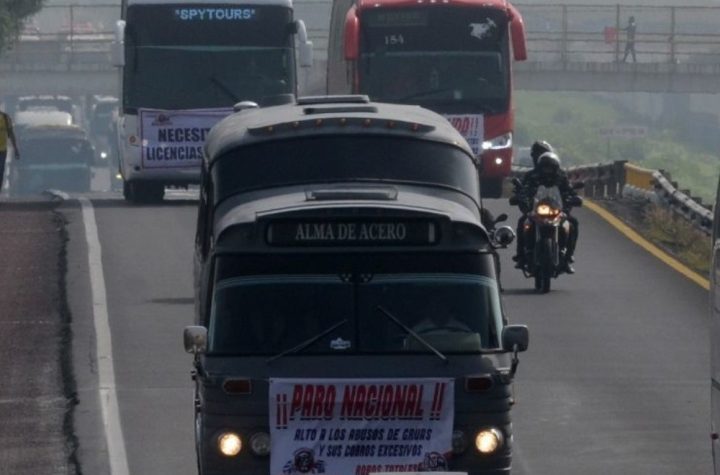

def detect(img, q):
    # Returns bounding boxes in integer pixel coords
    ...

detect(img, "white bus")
[712,173,720,474]
[112,0,312,202]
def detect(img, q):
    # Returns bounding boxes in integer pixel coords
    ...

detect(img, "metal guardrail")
[511,160,713,235]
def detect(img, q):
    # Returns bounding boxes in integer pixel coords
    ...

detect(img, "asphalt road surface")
[51,193,712,475]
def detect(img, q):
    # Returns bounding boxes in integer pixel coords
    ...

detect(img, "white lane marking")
[45,189,71,201]
[79,197,130,475]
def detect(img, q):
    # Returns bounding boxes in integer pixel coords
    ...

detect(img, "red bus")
[327,0,526,197]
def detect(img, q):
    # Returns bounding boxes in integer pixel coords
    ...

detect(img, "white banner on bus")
[270,378,454,475]
[444,114,484,156]
[139,108,231,169]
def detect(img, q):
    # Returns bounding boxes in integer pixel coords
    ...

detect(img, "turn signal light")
[465,376,494,392]
[223,379,252,395]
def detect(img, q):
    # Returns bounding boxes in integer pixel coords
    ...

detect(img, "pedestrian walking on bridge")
[622,16,637,63]
[0,109,20,188]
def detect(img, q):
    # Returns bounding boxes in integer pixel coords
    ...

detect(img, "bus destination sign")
[266,220,438,246]
[174,7,258,21]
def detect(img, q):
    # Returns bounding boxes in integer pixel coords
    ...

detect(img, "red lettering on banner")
[290,385,336,420]
[340,384,425,420]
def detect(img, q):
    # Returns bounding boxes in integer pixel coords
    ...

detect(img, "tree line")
[0,0,44,52]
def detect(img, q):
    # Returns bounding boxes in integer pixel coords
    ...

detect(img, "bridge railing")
[0,3,118,71]
[515,3,720,65]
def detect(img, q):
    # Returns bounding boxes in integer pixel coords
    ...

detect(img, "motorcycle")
[510,178,583,293]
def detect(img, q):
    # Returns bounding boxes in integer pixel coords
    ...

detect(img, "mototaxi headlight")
[250,432,270,456]
[100,151,108,159]
[217,431,242,457]
[481,132,512,151]
[536,204,557,216]
[475,428,503,455]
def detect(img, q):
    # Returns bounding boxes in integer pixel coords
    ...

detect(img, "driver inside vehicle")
[411,304,473,335]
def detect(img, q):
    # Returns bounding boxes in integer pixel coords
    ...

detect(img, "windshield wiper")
[395,88,454,103]
[266,319,349,364]
[210,76,240,103]
[376,305,447,363]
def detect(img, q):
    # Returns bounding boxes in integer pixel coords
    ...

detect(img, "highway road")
[54,192,712,475]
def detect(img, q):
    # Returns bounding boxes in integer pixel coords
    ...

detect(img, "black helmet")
[530,140,554,166]
[537,151,561,177]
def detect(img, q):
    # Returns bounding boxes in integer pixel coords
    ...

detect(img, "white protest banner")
[443,114,484,156]
[270,378,454,475]
[139,108,232,169]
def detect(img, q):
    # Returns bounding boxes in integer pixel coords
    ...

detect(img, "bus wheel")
[124,181,164,204]
[122,180,134,201]
[481,178,504,199]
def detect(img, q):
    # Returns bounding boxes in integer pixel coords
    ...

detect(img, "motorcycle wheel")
[537,238,554,294]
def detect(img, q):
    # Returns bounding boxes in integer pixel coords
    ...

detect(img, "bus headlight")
[217,432,242,457]
[481,132,512,151]
[250,432,270,456]
[475,428,503,455]
[452,430,468,454]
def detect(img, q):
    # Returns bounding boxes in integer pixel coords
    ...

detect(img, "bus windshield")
[358,7,509,114]
[208,273,502,355]
[209,252,503,355]
[123,4,295,110]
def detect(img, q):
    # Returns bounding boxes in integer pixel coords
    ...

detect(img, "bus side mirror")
[111,20,125,67]
[295,20,313,68]
[344,7,359,61]
[493,225,515,247]
[502,325,528,352]
[184,326,208,354]
[508,5,527,61]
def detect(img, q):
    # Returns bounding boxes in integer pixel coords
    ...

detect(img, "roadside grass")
[515,91,720,203]
[643,205,711,275]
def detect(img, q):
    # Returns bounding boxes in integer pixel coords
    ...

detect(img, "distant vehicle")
[11,125,94,194]
[327,0,527,198]
[89,96,118,137]
[711,174,720,474]
[17,95,75,115]
[186,96,528,475]
[89,96,121,189]
[111,0,313,203]
[14,110,74,133]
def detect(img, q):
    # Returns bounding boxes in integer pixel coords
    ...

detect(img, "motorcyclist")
[512,143,580,273]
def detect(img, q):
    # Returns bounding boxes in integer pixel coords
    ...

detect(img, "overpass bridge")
[3,3,720,97]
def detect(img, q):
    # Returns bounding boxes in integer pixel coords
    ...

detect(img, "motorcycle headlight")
[481,132,512,151]
[536,204,558,216]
